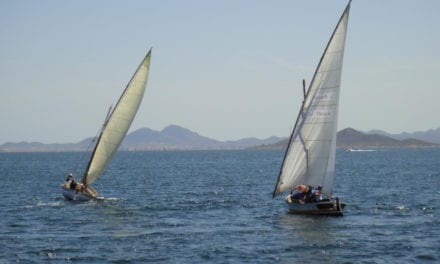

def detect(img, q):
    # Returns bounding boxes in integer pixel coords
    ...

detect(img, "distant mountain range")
[253,128,439,150]
[0,125,438,152]
[0,125,283,152]
[337,128,439,148]
[367,128,440,144]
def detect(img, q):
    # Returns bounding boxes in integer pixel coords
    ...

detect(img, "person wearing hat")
[64,173,78,190]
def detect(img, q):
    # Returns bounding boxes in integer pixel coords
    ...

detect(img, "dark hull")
[285,197,345,216]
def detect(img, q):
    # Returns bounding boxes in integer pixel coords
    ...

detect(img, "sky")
[1,0,439,144]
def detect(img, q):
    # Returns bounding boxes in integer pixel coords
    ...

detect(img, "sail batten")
[81,50,152,185]
[273,2,350,197]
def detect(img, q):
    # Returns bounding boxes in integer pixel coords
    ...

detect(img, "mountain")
[121,125,223,150]
[252,128,439,150]
[249,138,289,150]
[123,125,284,150]
[223,136,283,149]
[337,128,438,148]
[1,126,437,152]
[0,125,284,152]
[367,128,440,144]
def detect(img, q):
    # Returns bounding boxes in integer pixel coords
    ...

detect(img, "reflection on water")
[279,213,345,242]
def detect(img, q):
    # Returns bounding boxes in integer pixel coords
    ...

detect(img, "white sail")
[82,50,152,185]
[273,3,350,197]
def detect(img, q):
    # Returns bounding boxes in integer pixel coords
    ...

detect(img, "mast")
[272,77,312,198]
[302,79,306,99]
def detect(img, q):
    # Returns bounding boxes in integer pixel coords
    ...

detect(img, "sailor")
[64,174,74,189]
[65,173,78,190]
[290,184,321,203]
[289,184,308,203]
[65,174,73,183]
[314,186,323,202]
[76,182,85,193]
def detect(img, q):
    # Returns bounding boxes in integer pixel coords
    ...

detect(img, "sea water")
[1,148,439,263]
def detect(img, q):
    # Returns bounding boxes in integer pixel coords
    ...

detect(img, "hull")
[285,197,345,216]
[61,186,98,201]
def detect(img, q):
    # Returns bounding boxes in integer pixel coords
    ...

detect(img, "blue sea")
[1,148,439,263]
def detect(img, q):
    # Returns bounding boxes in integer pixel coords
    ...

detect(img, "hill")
[252,128,439,150]
[0,125,284,152]
[1,126,437,152]
[337,128,438,148]
[122,125,224,150]
[367,128,440,144]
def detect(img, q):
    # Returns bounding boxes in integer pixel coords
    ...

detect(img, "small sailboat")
[272,2,351,215]
[62,49,152,201]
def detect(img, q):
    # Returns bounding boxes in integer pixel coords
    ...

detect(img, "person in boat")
[314,185,323,202]
[64,174,75,189]
[64,173,84,193]
[290,184,310,204]
[289,184,322,203]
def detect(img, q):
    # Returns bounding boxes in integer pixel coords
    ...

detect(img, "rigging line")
[70,105,113,176]
[298,117,309,171]
[272,95,308,197]
[70,127,101,176]
[299,78,310,170]
[298,77,330,180]
[81,105,113,184]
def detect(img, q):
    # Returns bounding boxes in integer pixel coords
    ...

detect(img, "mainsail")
[273,2,350,197]
[81,50,152,185]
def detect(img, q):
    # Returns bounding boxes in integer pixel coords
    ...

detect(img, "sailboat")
[272,2,351,215]
[61,49,152,201]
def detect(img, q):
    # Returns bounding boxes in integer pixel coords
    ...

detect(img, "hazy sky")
[1,0,439,144]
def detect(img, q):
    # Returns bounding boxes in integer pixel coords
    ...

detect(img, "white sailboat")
[62,49,152,201]
[272,2,351,215]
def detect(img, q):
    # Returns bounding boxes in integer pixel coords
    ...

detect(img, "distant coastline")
[252,128,439,151]
[0,125,439,152]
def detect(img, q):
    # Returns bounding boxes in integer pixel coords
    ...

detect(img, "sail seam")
[302,121,337,124]
[308,103,337,107]
[321,49,344,55]
[317,68,343,74]
[292,139,332,143]
[313,86,340,90]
